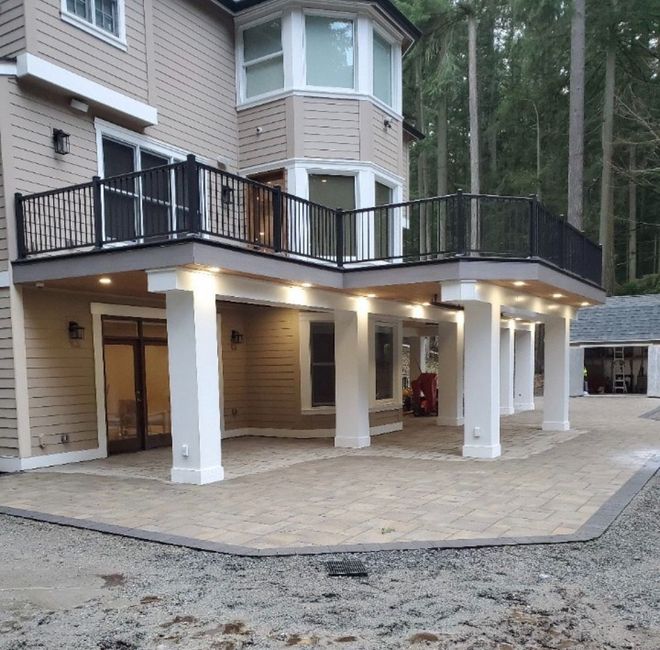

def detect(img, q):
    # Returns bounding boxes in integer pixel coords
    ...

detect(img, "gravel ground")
[0,474,658,650]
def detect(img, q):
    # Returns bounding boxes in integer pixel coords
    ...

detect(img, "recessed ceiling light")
[515,317,522,321]
[99,277,112,285]
[421,302,431,307]
[552,293,564,299]
[580,301,590,307]
[208,266,221,273]
[301,282,313,288]
[513,281,527,287]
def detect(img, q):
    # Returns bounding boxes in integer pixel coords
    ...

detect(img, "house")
[570,295,660,397]
[0,0,605,484]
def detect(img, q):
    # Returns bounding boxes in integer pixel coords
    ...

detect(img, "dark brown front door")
[103,318,172,455]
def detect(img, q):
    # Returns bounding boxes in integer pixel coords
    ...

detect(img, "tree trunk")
[567,0,586,230]
[437,97,448,251]
[467,13,480,249]
[599,45,616,292]
[628,145,637,282]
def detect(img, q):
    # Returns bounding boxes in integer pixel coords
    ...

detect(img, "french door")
[103,317,172,455]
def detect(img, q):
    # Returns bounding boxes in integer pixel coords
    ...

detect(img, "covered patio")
[1,397,658,553]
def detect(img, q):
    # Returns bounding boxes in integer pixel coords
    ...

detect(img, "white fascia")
[0,62,17,76]
[16,54,158,127]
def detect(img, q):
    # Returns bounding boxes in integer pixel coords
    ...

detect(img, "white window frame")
[299,312,335,414]
[372,25,396,110]
[60,0,127,50]
[237,13,286,103]
[303,9,358,93]
[370,318,402,409]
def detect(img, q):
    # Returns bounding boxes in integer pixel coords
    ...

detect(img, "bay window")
[242,19,284,99]
[305,15,355,89]
[373,31,394,106]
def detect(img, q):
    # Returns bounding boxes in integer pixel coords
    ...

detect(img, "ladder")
[613,348,628,394]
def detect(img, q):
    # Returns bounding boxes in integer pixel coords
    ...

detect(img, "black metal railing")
[15,156,603,285]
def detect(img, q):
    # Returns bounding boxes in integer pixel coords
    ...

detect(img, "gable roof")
[571,294,660,345]
[215,0,421,40]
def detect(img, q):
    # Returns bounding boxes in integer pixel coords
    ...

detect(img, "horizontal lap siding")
[303,98,360,160]
[0,0,26,58]
[372,105,402,176]
[35,0,149,101]
[238,100,287,169]
[0,145,7,270]
[149,0,238,166]
[8,80,97,195]
[220,305,251,431]
[0,289,18,457]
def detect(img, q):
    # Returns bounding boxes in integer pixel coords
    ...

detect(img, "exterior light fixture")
[99,277,112,285]
[365,293,376,298]
[53,129,71,155]
[301,282,313,288]
[580,301,590,307]
[208,267,221,273]
[230,329,244,346]
[221,185,234,205]
[552,293,564,299]
[68,321,85,340]
[513,281,527,287]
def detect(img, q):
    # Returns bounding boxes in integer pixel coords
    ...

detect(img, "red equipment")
[411,373,438,416]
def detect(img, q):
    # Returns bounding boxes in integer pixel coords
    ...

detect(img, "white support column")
[408,336,425,377]
[543,316,571,431]
[500,323,515,415]
[436,318,464,426]
[648,345,660,398]
[164,279,224,484]
[570,346,586,396]
[335,308,371,448]
[514,327,536,411]
[463,301,501,458]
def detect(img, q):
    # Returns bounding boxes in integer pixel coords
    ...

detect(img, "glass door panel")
[104,342,140,453]
[102,138,137,241]
[144,343,171,447]
[140,151,171,237]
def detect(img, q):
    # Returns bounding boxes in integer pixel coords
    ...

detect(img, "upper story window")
[373,32,393,106]
[62,0,126,47]
[305,15,355,89]
[242,19,284,99]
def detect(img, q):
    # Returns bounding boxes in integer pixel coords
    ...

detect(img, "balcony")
[14,156,603,287]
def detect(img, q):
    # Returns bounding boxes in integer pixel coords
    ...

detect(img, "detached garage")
[570,295,660,398]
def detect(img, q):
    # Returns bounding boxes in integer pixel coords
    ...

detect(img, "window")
[310,322,335,407]
[375,181,392,259]
[375,324,394,400]
[305,15,355,89]
[373,32,393,106]
[243,19,284,99]
[101,136,182,241]
[64,0,120,37]
[308,174,356,257]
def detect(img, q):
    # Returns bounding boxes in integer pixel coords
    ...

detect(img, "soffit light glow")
[99,277,112,285]
[513,281,527,287]
[580,301,590,307]
[365,293,376,298]
[421,302,431,307]
[552,293,564,299]
[208,267,221,273]
[301,282,313,288]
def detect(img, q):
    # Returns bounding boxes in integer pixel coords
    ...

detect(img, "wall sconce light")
[53,129,71,155]
[221,185,234,205]
[383,117,393,130]
[68,321,85,340]
[230,329,244,346]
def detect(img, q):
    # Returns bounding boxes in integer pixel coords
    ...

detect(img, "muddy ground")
[0,474,658,649]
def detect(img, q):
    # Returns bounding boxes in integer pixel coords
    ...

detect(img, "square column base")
[542,420,570,432]
[462,443,502,459]
[335,436,371,449]
[515,402,536,412]
[171,465,225,485]
[437,416,464,427]
[500,406,515,416]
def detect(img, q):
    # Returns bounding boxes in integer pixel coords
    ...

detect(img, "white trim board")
[0,447,106,472]
[16,54,157,126]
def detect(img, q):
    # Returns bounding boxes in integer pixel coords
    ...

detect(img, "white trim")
[0,271,9,288]
[91,302,166,459]
[0,447,106,472]
[60,10,127,51]
[299,311,334,413]
[0,62,17,76]
[16,54,157,126]
[370,317,402,408]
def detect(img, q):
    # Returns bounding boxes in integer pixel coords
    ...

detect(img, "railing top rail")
[343,193,457,216]
[99,161,185,184]
[18,180,95,200]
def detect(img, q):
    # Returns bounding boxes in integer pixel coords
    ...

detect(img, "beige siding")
[0,289,18,457]
[149,0,239,166]
[7,80,97,195]
[238,100,288,170]
[35,0,149,102]
[402,139,410,201]
[0,0,26,58]
[372,104,403,176]
[0,141,8,269]
[303,98,360,160]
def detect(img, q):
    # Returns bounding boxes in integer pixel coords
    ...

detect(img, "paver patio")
[0,396,658,553]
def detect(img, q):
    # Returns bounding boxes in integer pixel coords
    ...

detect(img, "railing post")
[456,189,466,255]
[335,208,344,268]
[14,193,26,259]
[92,176,103,248]
[186,154,200,234]
[272,184,283,253]
[528,194,538,258]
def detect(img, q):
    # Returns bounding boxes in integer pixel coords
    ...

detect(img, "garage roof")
[571,294,660,345]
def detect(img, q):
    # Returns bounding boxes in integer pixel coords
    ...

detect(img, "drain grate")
[326,559,368,577]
